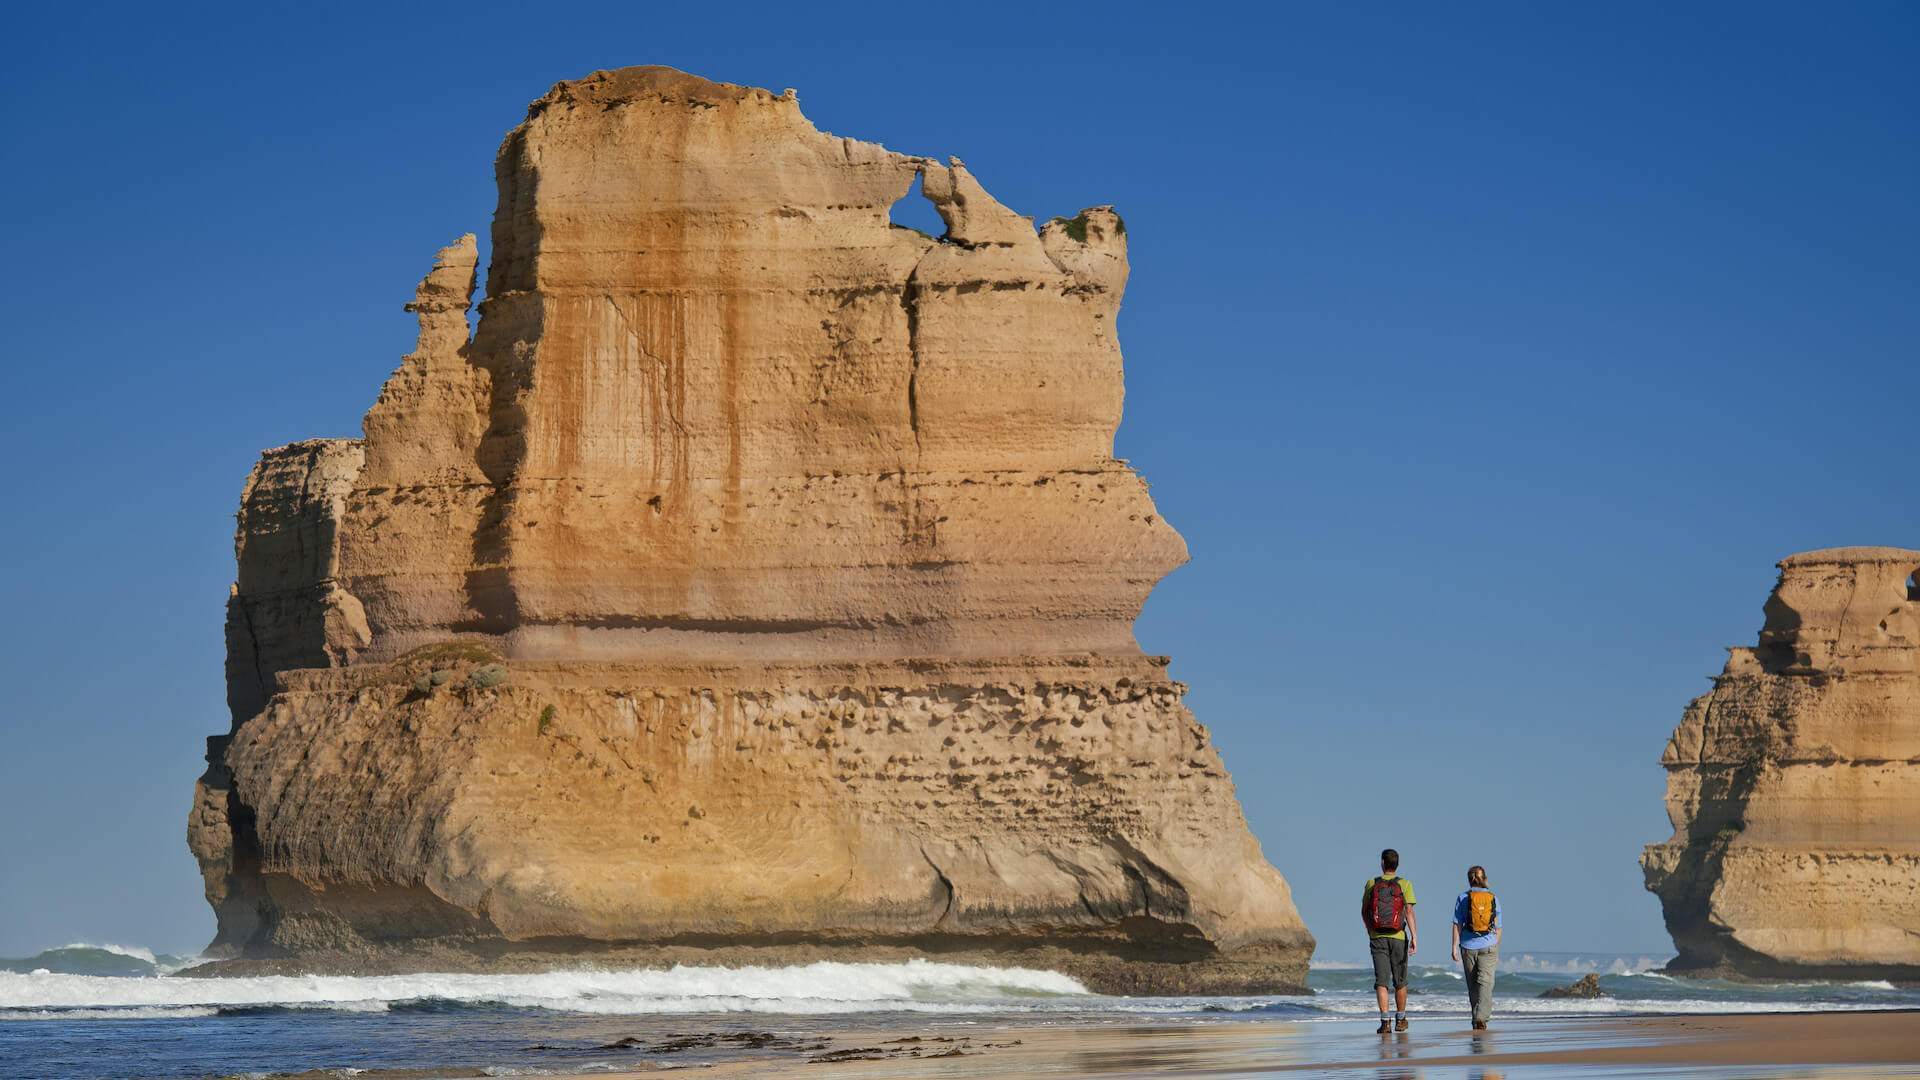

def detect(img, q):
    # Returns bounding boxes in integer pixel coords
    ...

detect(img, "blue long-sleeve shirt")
[1453,888,1502,950]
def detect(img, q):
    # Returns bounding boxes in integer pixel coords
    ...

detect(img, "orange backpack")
[1467,889,1497,934]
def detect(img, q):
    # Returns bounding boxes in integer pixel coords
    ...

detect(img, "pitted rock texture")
[1642,547,1920,980]
[188,66,1312,993]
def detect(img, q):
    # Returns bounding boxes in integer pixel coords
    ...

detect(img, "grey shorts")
[1370,936,1410,989]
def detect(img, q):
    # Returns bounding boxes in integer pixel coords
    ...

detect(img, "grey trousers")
[1462,946,1498,1023]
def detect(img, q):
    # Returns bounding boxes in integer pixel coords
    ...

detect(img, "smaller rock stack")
[1642,547,1920,980]
[1539,973,1607,1000]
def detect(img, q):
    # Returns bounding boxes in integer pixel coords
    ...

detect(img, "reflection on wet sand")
[1373,1027,1416,1079]
[525,1011,1920,1079]
[1466,1027,1507,1080]
[1065,1025,1220,1074]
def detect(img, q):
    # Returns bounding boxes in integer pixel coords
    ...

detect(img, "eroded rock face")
[188,66,1312,992]
[1642,547,1920,980]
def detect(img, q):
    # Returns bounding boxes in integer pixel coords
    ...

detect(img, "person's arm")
[1451,912,1461,962]
[1408,903,1418,955]
[1494,895,1503,947]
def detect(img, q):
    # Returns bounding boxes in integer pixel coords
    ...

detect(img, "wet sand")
[514,1010,1920,1078]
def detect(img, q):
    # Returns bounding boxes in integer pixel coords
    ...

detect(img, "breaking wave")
[0,959,1090,1020]
[0,943,198,978]
[0,1005,221,1021]
[4,946,1915,1025]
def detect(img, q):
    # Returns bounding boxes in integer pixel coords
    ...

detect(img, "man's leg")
[1462,948,1482,1022]
[1370,939,1392,1032]
[1392,938,1411,1030]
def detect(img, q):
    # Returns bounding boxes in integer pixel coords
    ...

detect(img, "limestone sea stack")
[1643,548,1920,981]
[186,66,1314,993]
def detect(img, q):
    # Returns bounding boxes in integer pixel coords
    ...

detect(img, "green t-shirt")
[1363,875,1417,940]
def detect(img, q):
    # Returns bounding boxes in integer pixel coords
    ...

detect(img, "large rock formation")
[187,66,1313,993]
[1643,547,1920,980]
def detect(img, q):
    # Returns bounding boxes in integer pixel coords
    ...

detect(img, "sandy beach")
[504,1011,1920,1079]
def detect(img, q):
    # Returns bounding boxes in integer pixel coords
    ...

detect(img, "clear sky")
[1,2,1914,962]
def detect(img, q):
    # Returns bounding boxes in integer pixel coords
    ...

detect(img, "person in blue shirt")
[1450,865,1502,1029]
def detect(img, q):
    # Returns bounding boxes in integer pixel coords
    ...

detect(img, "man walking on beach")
[1451,864,1502,1029]
[1362,848,1417,1033]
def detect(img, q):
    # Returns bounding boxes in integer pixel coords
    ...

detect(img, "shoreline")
[481,1011,1920,1078]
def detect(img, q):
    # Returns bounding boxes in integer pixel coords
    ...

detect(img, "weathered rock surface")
[1642,547,1920,981]
[188,66,1313,993]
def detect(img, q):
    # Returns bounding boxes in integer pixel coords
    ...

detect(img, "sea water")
[0,947,1915,1078]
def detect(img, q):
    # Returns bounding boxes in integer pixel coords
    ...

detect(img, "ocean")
[1,947,1915,1078]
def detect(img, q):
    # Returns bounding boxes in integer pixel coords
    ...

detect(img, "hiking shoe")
[1376,1019,1391,1034]
[1395,1017,1409,1032]
[1471,1021,1488,1031]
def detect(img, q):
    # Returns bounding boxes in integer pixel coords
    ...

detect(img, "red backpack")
[1365,877,1407,933]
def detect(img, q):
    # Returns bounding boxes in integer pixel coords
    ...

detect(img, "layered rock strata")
[1643,547,1920,980]
[188,66,1313,993]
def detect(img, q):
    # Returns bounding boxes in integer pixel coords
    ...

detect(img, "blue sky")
[1,2,1914,961]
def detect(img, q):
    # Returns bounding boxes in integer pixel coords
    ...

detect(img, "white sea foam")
[3,956,1911,1023]
[1298,991,1897,1017]
[478,1060,622,1068]
[0,959,1089,1018]
[0,1006,220,1021]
